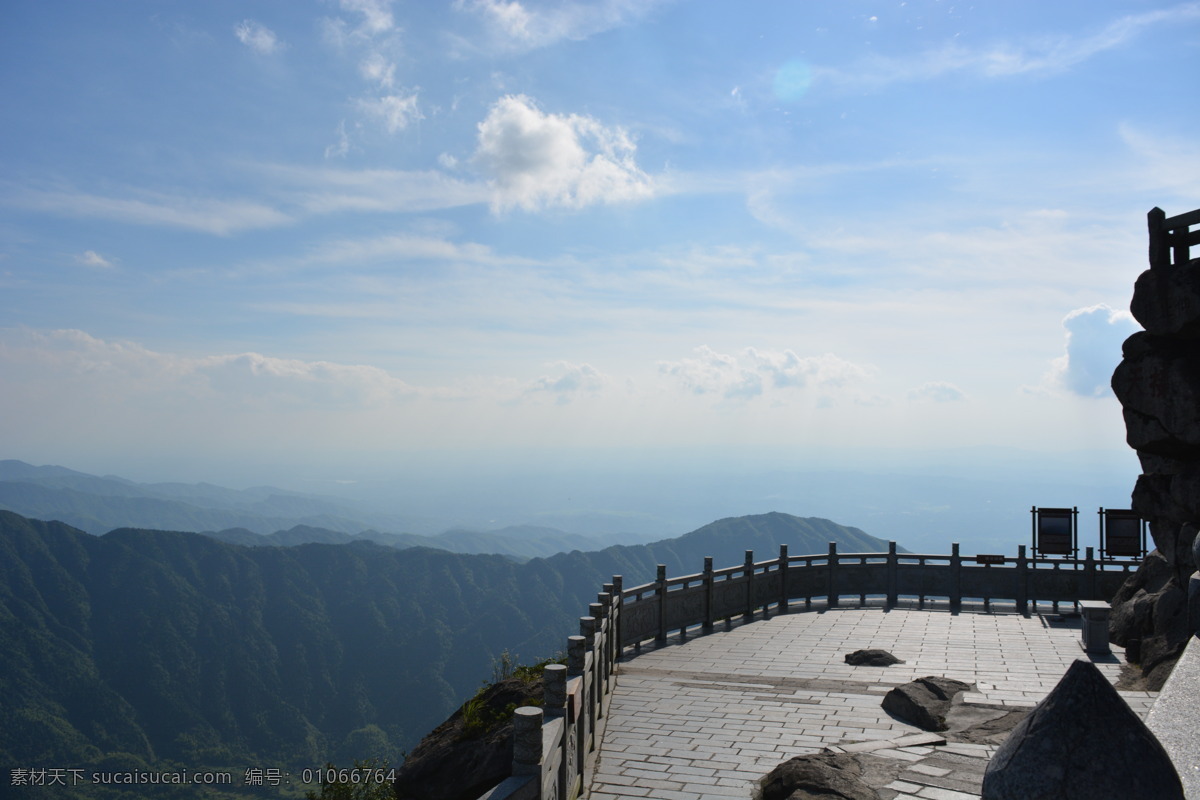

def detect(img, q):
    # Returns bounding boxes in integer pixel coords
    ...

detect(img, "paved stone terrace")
[588,601,1156,800]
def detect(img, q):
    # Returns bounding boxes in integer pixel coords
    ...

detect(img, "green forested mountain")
[0,509,891,798]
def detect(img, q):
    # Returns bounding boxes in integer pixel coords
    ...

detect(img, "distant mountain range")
[0,460,650,560]
[0,505,892,799]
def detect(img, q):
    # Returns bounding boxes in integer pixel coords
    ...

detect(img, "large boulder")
[759,752,879,800]
[1110,222,1200,674]
[982,660,1182,800]
[1130,259,1200,338]
[881,676,971,732]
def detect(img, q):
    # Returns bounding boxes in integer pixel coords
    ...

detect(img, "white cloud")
[907,381,967,403]
[359,51,396,88]
[526,360,605,403]
[1118,123,1200,199]
[818,4,1200,91]
[257,163,488,214]
[357,93,422,134]
[658,346,873,401]
[338,0,396,36]
[233,20,282,54]
[473,94,654,212]
[0,328,419,408]
[1048,304,1140,397]
[325,121,352,159]
[13,186,291,235]
[76,250,115,269]
[458,0,671,52]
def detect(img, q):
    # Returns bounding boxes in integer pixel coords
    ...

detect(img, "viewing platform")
[589,601,1152,799]
[480,543,1175,800]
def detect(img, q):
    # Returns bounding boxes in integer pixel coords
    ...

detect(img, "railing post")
[611,576,623,658]
[950,542,962,614]
[779,544,790,615]
[1017,545,1029,616]
[592,598,609,690]
[1149,207,1168,268]
[703,556,714,632]
[744,550,755,623]
[655,565,667,644]
[1085,546,1097,602]
[886,541,898,610]
[544,663,567,717]
[543,663,567,799]
[827,542,839,608]
[512,706,543,779]
[567,635,586,676]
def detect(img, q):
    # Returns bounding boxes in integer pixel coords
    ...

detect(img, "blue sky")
[2,0,1198,503]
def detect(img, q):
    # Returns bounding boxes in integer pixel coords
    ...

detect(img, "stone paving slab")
[587,604,1154,800]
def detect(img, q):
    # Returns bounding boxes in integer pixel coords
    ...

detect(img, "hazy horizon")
[2,2,1195,554]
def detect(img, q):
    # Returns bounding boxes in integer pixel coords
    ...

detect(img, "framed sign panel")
[1033,506,1077,557]
[1101,508,1145,559]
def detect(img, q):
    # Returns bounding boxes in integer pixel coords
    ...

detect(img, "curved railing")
[478,541,1138,799]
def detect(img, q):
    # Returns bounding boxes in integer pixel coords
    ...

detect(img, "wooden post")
[703,556,714,632]
[886,541,898,610]
[828,542,839,609]
[779,544,790,615]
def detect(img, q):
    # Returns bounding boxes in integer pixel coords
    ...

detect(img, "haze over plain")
[3,1,1198,552]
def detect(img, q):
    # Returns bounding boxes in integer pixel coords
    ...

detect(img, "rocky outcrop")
[844,649,904,666]
[982,660,1182,800]
[1109,206,1200,686]
[393,677,543,800]
[881,677,972,732]
[759,752,880,800]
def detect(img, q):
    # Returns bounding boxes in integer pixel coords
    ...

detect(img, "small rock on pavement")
[881,676,972,732]
[759,752,879,800]
[845,648,904,666]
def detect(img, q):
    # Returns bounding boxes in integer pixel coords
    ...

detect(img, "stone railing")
[478,542,1137,799]
[479,579,622,800]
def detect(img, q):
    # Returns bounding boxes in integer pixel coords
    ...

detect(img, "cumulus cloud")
[233,20,282,54]
[473,94,653,212]
[907,381,967,403]
[526,361,605,403]
[1050,304,1140,397]
[658,346,871,401]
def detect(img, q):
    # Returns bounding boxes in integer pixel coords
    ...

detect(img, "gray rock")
[844,649,904,666]
[982,660,1183,800]
[881,676,971,732]
[759,752,879,800]
[1130,260,1200,338]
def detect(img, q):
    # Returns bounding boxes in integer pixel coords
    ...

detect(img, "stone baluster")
[512,706,543,777]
